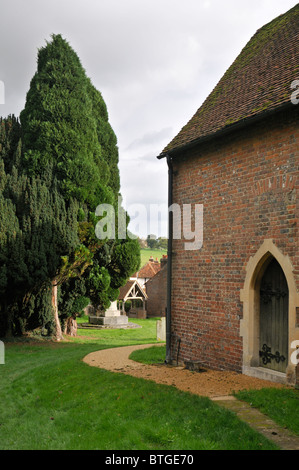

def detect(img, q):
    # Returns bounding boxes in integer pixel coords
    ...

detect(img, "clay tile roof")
[118,280,135,300]
[137,260,161,279]
[160,4,299,156]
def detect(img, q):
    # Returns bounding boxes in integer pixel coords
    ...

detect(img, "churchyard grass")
[235,388,299,436]
[133,344,299,439]
[129,344,167,365]
[0,318,279,450]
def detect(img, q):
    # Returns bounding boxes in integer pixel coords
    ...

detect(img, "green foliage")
[20,35,99,203]
[87,263,112,310]
[85,237,141,311]
[22,284,56,336]
[72,296,90,316]
[0,115,22,173]
[0,34,140,336]
[110,238,141,288]
[20,34,119,209]
[0,147,80,335]
[146,234,168,250]
[86,78,120,199]
[58,277,90,330]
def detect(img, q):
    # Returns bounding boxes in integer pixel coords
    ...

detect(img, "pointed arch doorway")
[259,258,288,373]
[240,239,299,386]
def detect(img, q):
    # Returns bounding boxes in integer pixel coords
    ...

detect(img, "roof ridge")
[255,3,299,32]
[161,4,299,156]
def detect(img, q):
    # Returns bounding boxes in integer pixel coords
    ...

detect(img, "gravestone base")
[88,301,129,328]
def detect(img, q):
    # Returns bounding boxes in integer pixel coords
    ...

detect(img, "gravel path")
[82,343,286,399]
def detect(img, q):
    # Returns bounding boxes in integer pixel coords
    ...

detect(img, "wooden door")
[259,258,288,373]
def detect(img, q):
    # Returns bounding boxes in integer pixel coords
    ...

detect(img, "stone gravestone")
[88,301,129,328]
[156,317,166,341]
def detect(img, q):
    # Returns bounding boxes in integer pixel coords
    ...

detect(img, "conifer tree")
[0,142,80,337]
[20,34,113,208]
[0,35,140,338]
[16,34,140,334]
[0,115,22,173]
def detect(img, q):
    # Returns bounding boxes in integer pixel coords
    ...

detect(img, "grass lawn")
[130,344,167,365]
[140,248,167,267]
[0,317,284,450]
[235,388,299,437]
[132,345,299,438]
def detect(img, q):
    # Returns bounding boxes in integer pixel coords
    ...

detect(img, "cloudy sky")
[0,0,297,237]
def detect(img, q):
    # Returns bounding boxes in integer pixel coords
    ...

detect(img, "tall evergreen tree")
[20,34,115,209]
[0,115,22,173]
[0,143,80,337]
[0,35,140,338]
[86,79,120,200]
[16,34,140,335]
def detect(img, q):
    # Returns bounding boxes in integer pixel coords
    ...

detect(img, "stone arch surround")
[240,239,299,386]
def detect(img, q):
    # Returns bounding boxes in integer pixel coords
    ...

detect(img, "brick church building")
[158,5,299,386]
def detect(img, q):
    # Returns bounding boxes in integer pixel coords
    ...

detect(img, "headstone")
[156,317,166,341]
[0,340,4,364]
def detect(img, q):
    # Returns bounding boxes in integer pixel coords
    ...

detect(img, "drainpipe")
[165,154,173,364]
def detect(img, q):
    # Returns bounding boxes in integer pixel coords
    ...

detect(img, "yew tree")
[15,34,140,336]
[0,132,79,336]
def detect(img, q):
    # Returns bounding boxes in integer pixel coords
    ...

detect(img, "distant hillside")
[140,248,167,267]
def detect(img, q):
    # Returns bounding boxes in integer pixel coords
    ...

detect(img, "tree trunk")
[52,279,63,341]
[65,315,78,337]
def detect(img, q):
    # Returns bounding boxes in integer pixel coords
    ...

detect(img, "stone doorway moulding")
[240,239,299,386]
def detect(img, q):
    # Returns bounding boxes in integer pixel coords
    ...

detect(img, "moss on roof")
[162,4,299,155]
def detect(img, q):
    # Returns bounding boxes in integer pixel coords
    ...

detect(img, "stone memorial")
[88,301,129,328]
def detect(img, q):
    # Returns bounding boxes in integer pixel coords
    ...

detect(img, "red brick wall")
[170,107,299,372]
[146,264,167,318]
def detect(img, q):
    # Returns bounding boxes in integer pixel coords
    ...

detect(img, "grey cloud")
[126,128,173,151]
[0,0,297,237]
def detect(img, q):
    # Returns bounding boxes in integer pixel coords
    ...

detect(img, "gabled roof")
[132,258,161,279]
[118,280,148,301]
[159,4,299,157]
[144,256,167,287]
